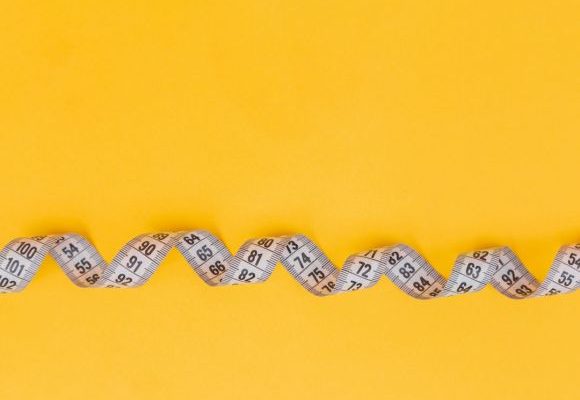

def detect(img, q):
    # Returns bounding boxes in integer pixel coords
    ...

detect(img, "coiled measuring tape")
[0,231,578,298]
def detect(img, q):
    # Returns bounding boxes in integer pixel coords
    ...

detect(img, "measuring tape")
[0,231,578,298]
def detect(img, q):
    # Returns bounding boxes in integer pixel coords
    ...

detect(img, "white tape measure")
[0,231,578,298]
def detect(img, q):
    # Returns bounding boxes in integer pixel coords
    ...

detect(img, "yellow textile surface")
[0,1,578,399]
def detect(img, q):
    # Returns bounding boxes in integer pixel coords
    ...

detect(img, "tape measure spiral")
[0,231,578,298]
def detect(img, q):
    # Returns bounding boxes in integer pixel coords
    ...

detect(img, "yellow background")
[0,1,578,399]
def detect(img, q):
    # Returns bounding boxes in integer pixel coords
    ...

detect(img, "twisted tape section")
[0,231,579,298]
